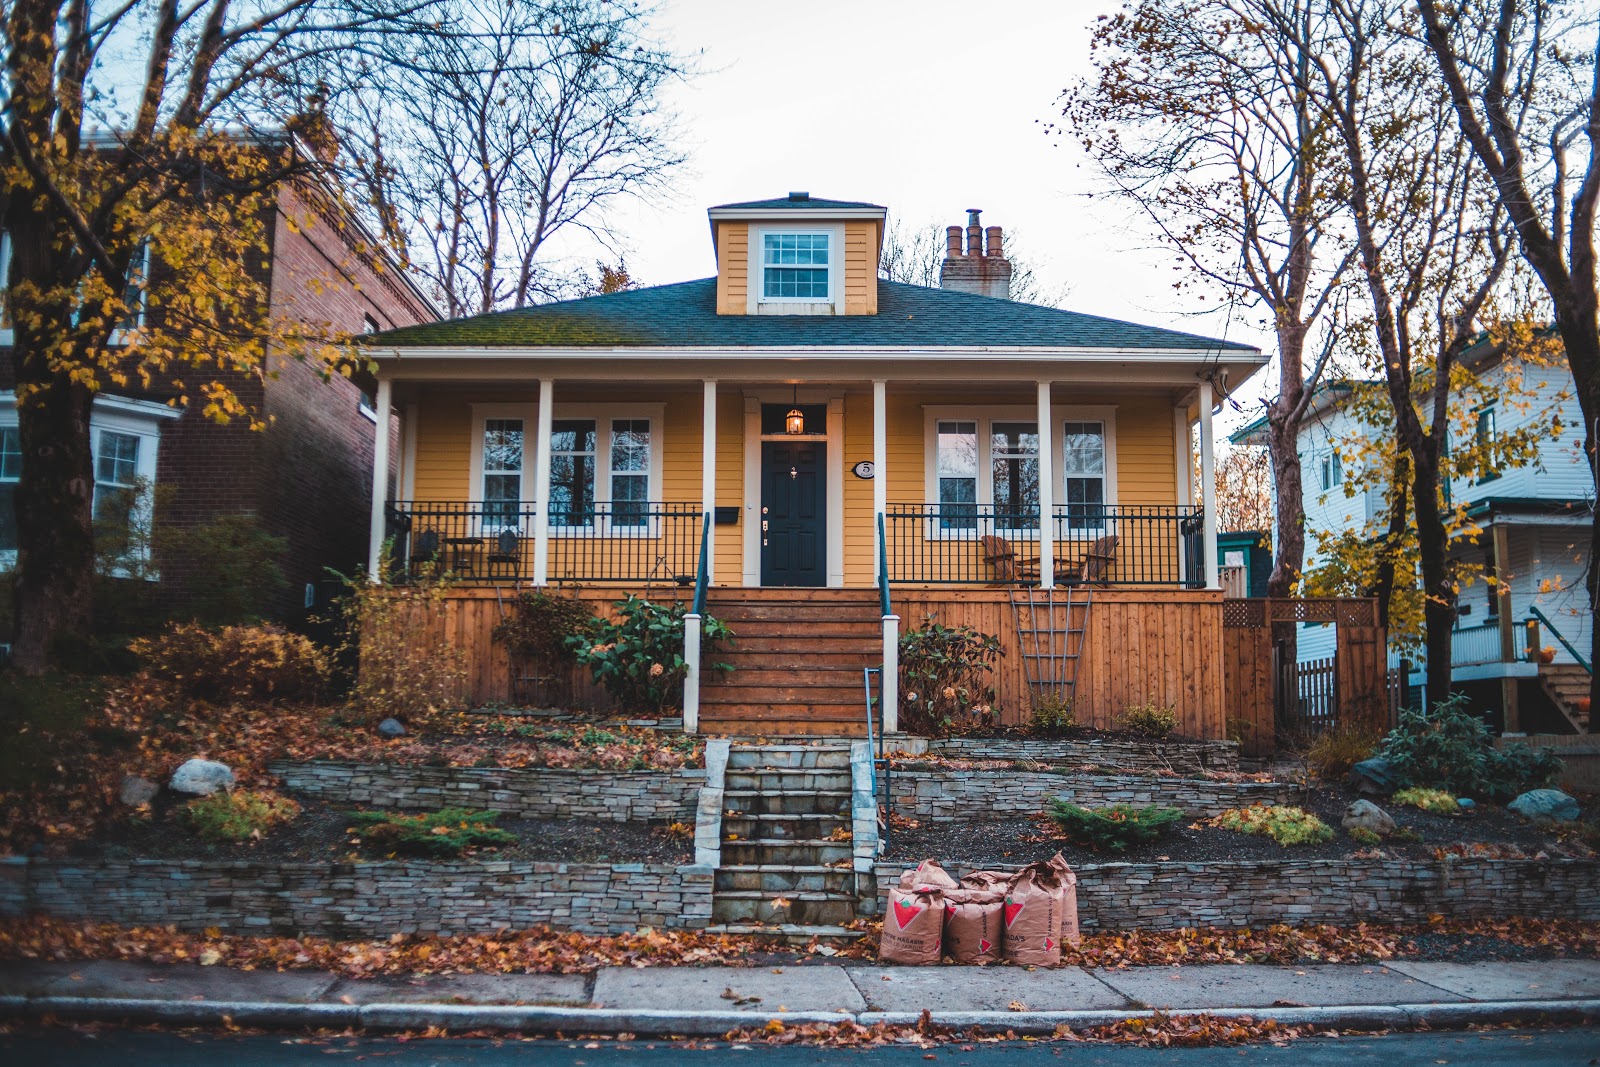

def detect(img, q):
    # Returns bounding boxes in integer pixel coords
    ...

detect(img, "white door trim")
[741,387,845,588]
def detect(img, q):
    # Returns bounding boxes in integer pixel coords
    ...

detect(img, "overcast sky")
[564,0,1276,436]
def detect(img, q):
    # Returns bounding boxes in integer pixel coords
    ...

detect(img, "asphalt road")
[3,1028,1598,1065]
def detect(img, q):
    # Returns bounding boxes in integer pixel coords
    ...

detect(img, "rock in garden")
[168,758,235,796]
[1341,799,1397,837]
[378,717,407,738]
[1457,797,1476,811]
[1507,788,1580,823]
[117,775,159,807]
[1348,758,1397,796]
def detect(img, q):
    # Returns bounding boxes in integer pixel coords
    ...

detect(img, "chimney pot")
[966,208,983,257]
[945,226,963,259]
[985,226,1004,259]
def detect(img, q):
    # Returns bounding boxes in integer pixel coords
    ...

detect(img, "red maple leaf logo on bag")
[1004,898,1024,927]
[892,899,923,929]
[1045,937,1056,951]
[979,938,993,953]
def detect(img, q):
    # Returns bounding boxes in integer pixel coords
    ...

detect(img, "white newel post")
[702,379,717,583]
[683,614,702,734]
[881,613,900,735]
[532,378,554,585]
[366,377,392,582]
[1036,381,1055,590]
[1199,379,1220,591]
[1174,403,1193,581]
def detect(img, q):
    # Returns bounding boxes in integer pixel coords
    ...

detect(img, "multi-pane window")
[762,233,830,300]
[548,419,597,527]
[1320,451,1342,492]
[0,426,19,552]
[92,430,142,557]
[609,419,651,527]
[936,421,979,530]
[1062,421,1106,528]
[481,418,524,525]
[0,232,11,332]
[991,422,1040,529]
[1476,407,1500,481]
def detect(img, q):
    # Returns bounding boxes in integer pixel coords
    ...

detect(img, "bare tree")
[1416,0,1600,723]
[1214,446,1276,533]
[341,0,688,317]
[0,0,475,673]
[1062,0,1358,599]
[876,218,1070,306]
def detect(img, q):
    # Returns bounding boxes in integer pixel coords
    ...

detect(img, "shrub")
[492,589,594,665]
[1117,703,1178,739]
[336,567,469,725]
[1392,787,1460,815]
[1029,696,1077,737]
[1378,696,1562,801]
[898,617,1002,735]
[1047,800,1183,851]
[1348,826,1381,845]
[185,790,300,842]
[1304,725,1381,780]
[570,597,733,714]
[155,512,289,626]
[131,623,330,704]
[348,808,516,858]
[1214,805,1333,846]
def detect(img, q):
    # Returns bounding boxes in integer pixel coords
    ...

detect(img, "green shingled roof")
[367,277,1259,353]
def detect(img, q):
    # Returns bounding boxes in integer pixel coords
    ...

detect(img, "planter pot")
[1575,697,1591,715]
[1539,649,1556,664]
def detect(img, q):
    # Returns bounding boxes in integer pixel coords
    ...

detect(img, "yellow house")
[362,194,1265,736]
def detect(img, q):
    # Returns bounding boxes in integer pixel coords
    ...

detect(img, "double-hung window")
[546,416,655,530]
[1476,407,1500,482]
[92,430,144,567]
[548,420,597,528]
[932,418,1040,533]
[0,425,19,554]
[936,421,980,530]
[481,418,525,527]
[990,422,1040,530]
[609,419,651,527]
[1061,422,1107,529]
[1320,450,1342,492]
[762,233,830,300]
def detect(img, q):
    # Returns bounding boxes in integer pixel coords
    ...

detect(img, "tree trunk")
[1371,452,1410,630]
[1265,325,1310,599]
[1409,447,1456,709]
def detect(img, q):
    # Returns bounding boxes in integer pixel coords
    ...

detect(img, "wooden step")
[724,637,880,654]
[712,668,874,687]
[701,684,866,705]
[706,589,880,603]
[712,604,882,623]
[704,720,868,736]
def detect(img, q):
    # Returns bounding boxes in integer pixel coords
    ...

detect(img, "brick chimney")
[939,208,1012,299]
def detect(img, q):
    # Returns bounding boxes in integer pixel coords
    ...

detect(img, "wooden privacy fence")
[1223,597,1388,757]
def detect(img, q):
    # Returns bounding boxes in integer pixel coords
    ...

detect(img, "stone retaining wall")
[0,857,713,937]
[874,857,1600,932]
[925,738,1240,775]
[268,761,703,823]
[891,770,1296,821]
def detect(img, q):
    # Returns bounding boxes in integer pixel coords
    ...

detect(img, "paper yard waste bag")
[899,859,958,891]
[942,888,1005,964]
[880,884,945,964]
[1001,853,1078,966]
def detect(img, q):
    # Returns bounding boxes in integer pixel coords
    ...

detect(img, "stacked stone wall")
[269,761,703,822]
[925,738,1240,775]
[891,770,1294,821]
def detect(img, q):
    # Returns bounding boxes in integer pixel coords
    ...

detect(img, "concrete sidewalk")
[2,957,1597,1035]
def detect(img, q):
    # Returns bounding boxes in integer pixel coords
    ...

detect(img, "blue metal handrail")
[691,511,712,617]
[877,512,891,617]
[1529,606,1592,673]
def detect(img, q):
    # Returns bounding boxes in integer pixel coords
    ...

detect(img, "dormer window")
[763,233,831,300]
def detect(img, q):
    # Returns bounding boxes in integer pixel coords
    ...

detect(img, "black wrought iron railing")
[386,501,539,582]
[386,500,704,584]
[884,503,1205,586]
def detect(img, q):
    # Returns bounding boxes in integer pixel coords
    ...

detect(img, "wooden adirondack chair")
[982,533,1119,585]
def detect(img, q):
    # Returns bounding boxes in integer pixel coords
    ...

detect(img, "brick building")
[1,173,437,627]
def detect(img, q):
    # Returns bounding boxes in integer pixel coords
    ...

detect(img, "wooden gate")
[1223,598,1387,756]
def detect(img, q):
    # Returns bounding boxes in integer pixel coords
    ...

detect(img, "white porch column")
[682,613,702,734]
[701,379,717,584]
[532,378,554,585]
[1198,379,1220,590]
[1036,381,1055,590]
[881,613,899,735]
[1174,402,1194,582]
[872,380,887,530]
[366,377,392,582]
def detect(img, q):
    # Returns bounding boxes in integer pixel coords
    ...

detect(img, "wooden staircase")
[1540,662,1592,732]
[700,589,881,736]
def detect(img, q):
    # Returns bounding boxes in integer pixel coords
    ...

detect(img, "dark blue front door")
[761,440,825,586]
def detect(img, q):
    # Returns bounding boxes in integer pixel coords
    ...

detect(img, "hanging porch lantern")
[785,385,805,435]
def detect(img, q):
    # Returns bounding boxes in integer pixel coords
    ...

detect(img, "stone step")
[714,864,863,895]
[711,890,863,926]
[722,838,853,866]
[724,788,852,816]
[727,745,852,770]
[703,923,864,946]
[723,813,851,841]
[725,768,852,792]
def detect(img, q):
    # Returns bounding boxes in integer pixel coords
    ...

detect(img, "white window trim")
[921,404,1119,541]
[0,231,11,345]
[547,403,666,537]
[0,391,177,576]
[468,404,537,530]
[746,223,846,315]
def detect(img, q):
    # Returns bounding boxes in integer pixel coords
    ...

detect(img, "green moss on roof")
[367,278,1260,353]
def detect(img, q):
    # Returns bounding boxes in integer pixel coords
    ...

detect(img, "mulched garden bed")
[67,797,692,866]
[885,781,1593,866]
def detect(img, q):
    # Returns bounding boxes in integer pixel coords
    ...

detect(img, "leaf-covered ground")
[2,916,1595,978]
[0,677,700,857]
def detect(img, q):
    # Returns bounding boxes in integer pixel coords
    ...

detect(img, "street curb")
[3,994,1596,1036]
